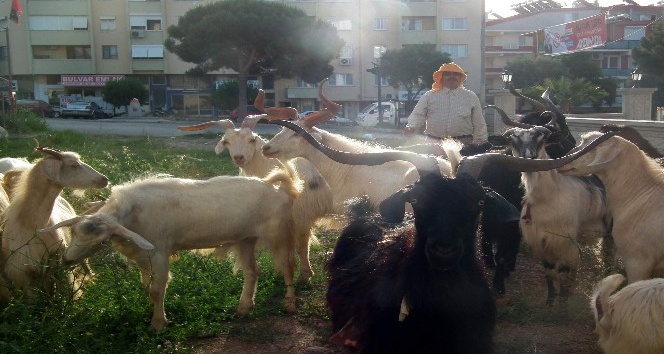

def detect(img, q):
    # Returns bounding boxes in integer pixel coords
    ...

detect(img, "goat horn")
[483,105,534,129]
[508,83,547,112]
[240,115,263,130]
[457,131,618,180]
[254,89,266,113]
[38,215,87,233]
[318,78,341,116]
[262,119,441,177]
[34,145,63,159]
[177,120,236,132]
[541,88,564,117]
[264,107,298,120]
[302,110,334,128]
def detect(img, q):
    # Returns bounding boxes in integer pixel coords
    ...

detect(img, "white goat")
[261,119,453,213]
[558,132,664,283]
[42,170,300,331]
[0,157,31,173]
[490,126,611,305]
[1,147,108,299]
[591,273,664,354]
[178,116,333,282]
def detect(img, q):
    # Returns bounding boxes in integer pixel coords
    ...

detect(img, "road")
[45,117,407,141]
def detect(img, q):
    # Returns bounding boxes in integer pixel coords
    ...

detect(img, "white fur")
[43,171,299,331]
[591,274,664,354]
[559,133,664,283]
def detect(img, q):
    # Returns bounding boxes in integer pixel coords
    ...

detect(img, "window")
[132,45,164,59]
[129,15,163,31]
[624,26,645,40]
[340,45,353,59]
[328,73,353,86]
[374,17,388,30]
[102,45,118,59]
[29,16,89,31]
[374,45,387,59]
[326,18,352,30]
[602,55,620,69]
[66,46,92,59]
[374,75,389,86]
[403,19,422,31]
[100,17,116,31]
[442,17,467,30]
[0,46,7,60]
[297,79,317,88]
[402,16,435,31]
[441,44,467,58]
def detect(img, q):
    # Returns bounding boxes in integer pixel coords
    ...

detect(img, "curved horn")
[483,105,534,129]
[457,131,618,180]
[541,88,564,117]
[34,145,64,159]
[254,89,266,113]
[508,83,547,111]
[263,119,441,177]
[38,215,87,233]
[302,110,334,128]
[318,78,341,116]
[264,107,298,120]
[177,120,236,132]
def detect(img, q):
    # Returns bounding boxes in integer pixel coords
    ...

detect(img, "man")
[405,62,488,145]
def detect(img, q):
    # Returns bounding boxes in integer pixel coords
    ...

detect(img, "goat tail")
[592,273,625,323]
[263,168,300,199]
[441,138,464,175]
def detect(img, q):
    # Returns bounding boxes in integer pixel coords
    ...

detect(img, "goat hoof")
[149,318,169,331]
[284,297,297,313]
[236,304,254,317]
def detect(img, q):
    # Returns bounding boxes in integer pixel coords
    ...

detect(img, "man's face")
[442,72,463,90]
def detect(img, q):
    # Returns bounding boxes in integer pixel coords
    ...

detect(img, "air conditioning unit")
[131,30,146,38]
[339,58,353,66]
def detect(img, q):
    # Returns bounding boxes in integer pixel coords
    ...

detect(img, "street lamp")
[501,69,513,89]
[631,67,642,88]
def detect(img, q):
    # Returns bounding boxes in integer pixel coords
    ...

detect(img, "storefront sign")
[60,75,125,87]
[543,13,607,55]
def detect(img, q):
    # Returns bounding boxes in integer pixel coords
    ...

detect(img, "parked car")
[230,106,261,121]
[15,99,56,118]
[60,101,105,119]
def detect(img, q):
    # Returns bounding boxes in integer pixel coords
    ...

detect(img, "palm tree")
[523,77,608,113]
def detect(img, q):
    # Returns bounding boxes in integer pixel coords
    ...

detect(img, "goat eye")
[249,138,256,143]
[478,200,485,207]
[222,141,229,146]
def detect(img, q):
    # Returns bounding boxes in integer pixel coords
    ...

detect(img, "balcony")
[32,59,93,75]
[132,59,165,72]
[286,87,317,99]
[485,45,534,54]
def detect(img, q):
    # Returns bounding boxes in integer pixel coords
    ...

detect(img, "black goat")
[326,174,497,354]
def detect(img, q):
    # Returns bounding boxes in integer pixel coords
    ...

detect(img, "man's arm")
[406,92,429,133]
[470,93,488,143]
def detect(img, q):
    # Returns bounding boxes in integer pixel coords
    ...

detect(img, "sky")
[486,0,660,18]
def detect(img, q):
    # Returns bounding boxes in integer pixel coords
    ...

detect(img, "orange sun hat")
[432,62,468,91]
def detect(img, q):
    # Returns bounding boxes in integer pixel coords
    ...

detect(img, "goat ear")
[214,140,226,155]
[587,145,619,167]
[379,188,410,223]
[39,159,62,181]
[483,189,520,223]
[112,223,155,250]
[38,215,87,233]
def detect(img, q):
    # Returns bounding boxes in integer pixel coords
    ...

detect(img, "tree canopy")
[101,79,148,109]
[522,77,608,113]
[165,0,344,119]
[211,80,259,112]
[379,44,450,112]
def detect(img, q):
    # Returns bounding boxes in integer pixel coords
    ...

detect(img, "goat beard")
[425,241,464,271]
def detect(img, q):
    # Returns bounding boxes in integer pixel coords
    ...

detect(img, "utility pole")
[367,62,383,123]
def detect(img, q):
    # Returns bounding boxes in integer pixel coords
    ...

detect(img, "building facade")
[0,0,485,120]
[485,2,662,109]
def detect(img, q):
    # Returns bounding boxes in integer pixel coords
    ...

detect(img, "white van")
[357,102,399,127]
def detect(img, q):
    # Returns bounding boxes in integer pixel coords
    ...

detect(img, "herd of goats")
[0,79,663,354]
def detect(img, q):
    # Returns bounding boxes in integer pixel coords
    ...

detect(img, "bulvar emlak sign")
[60,75,125,87]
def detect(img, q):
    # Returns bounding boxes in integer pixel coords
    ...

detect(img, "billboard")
[543,13,607,55]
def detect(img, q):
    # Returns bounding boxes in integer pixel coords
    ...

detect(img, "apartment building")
[485,2,661,108]
[0,0,484,120]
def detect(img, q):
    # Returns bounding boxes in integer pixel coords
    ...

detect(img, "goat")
[263,119,616,354]
[556,131,664,283]
[488,114,612,305]
[599,124,664,163]
[591,273,664,354]
[41,170,300,331]
[261,82,452,213]
[1,147,108,299]
[177,116,334,282]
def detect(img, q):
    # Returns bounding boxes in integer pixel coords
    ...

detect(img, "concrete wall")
[566,117,664,152]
